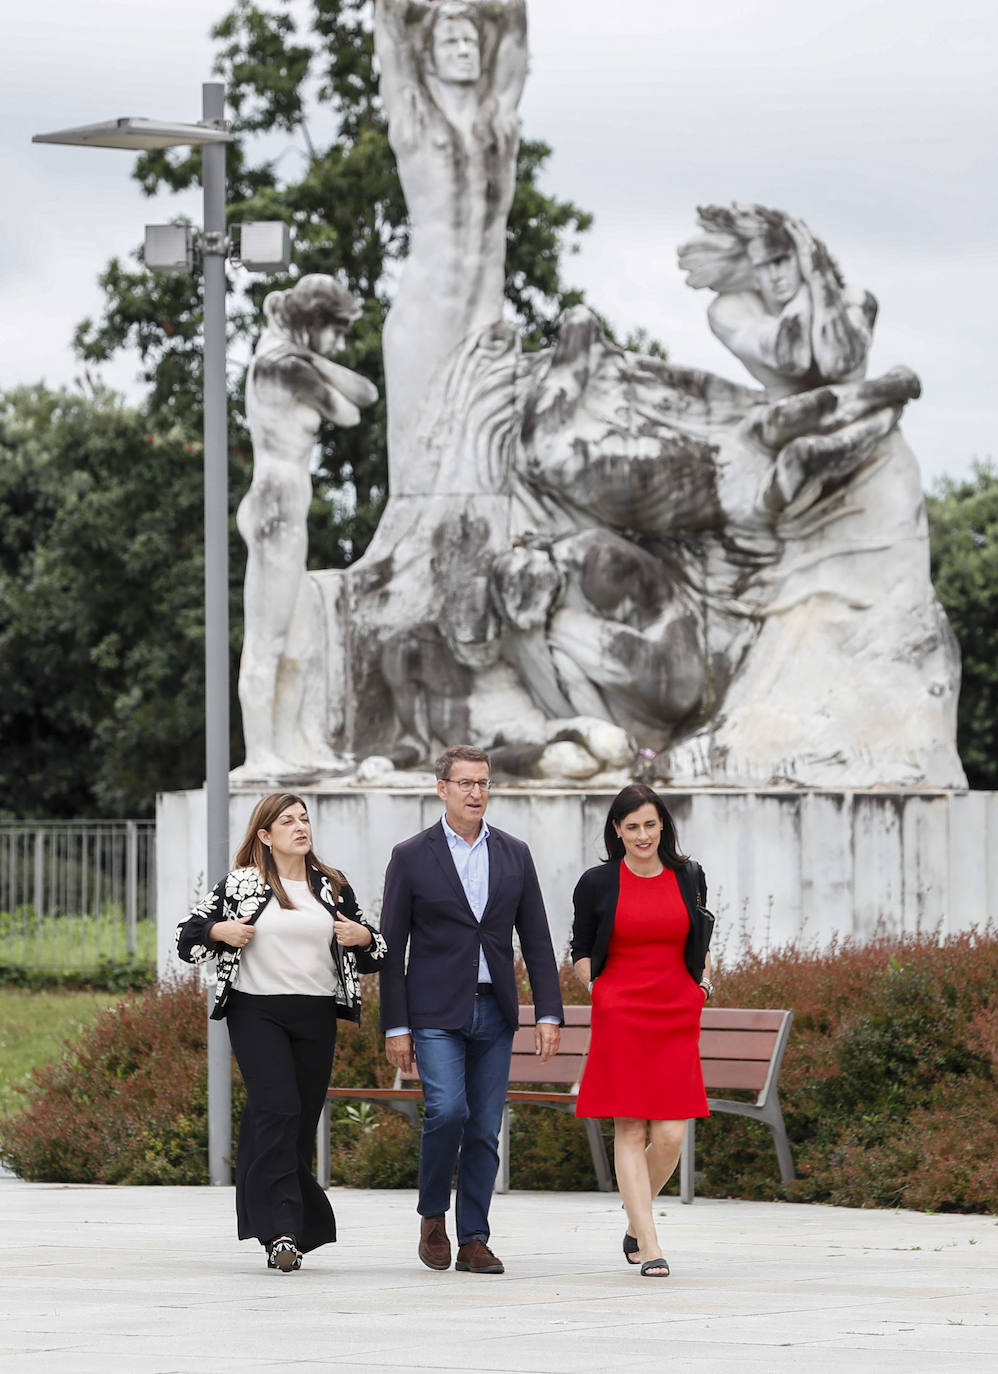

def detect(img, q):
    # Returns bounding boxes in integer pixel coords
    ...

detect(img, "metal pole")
[202,80,233,1188]
[125,819,138,958]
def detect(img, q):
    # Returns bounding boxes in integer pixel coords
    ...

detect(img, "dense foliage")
[0,385,244,817]
[4,935,998,1212]
[926,461,998,789]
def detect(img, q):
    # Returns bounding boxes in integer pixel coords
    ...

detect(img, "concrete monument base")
[156,784,996,978]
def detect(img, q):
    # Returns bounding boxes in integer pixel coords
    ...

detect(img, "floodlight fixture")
[144,224,195,274]
[238,221,292,273]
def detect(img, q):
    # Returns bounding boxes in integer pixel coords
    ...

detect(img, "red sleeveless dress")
[575,862,709,1120]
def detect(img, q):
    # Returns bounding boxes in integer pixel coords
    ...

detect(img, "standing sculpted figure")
[375,0,527,489]
[236,275,377,780]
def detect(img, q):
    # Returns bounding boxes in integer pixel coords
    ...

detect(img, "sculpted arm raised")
[374,0,426,131]
[786,217,873,380]
[490,0,528,112]
[707,287,813,386]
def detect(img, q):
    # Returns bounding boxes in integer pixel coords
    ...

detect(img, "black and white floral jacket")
[175,865,387,1023]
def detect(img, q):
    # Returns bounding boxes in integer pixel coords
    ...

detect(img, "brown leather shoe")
[418,1214,451,1270]
[455,1238,504,1274]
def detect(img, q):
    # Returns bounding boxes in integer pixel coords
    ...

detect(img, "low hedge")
[0,960,156,993]
[2,931,996,1211]
[703,929,998,1212]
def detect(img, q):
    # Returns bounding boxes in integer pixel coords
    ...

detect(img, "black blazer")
[379,821,564,1034]
[176,864,387,1022]
[570,858,713,986]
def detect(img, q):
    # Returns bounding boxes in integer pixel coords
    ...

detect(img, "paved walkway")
[1,1178,996,1372]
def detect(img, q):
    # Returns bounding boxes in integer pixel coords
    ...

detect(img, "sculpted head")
[747,222,801,313]
[427,3,482,84]
[263,274,362,356]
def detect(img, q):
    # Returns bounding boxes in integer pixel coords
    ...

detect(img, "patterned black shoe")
[267,1235,302,1272]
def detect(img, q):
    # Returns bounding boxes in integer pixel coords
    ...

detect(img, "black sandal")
[622,1232,640,1265]
[639,1257,670,1278]
[267,1235,302,1272]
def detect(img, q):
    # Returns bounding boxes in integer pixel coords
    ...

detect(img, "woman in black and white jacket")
[177,792,386,1272]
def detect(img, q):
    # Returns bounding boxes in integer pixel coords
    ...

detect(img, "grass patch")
[0,988,123,1120]
[0,909,157,970]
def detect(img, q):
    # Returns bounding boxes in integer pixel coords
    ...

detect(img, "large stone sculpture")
[234,274,377,782]
[232,4,965,791]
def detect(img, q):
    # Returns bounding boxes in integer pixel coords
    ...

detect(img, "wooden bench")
[679,1007,795,1204]
[316,1004,794,1203]
[316,1005,612,1192]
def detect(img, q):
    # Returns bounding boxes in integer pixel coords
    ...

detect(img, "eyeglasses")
[446,778,492,793]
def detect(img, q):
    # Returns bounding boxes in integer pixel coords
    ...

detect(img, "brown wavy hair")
[234,792,343,910]
[602,783,688,870]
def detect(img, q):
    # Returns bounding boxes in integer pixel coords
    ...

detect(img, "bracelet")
[699,977,714,1000]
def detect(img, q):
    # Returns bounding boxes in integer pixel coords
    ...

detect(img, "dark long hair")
[233,792,343,910]
[602,784,688,870]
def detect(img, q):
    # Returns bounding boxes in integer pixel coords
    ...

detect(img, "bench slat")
[699,1028,780,1060]
[701,1060,769,1091]
[507,1089,576,1105]
[700,1009,788,1031]
[508,1055,586,1086]
[327,1086,422,1100]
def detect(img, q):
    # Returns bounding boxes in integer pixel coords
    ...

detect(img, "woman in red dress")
[572,784,714,1277]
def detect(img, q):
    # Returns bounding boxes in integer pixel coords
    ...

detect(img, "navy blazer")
[379,821,564,1034]
[570,858,713,986]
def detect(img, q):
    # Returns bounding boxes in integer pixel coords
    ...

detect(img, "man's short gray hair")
[434,744,491,780]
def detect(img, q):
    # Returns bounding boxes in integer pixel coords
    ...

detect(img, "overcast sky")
[3,0,995,487]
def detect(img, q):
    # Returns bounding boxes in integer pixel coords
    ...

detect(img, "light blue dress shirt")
[442,813,493,983]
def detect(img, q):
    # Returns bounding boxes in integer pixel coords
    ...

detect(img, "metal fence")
[0,821,156,969]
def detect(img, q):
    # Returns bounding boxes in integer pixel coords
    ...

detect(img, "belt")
[476,982,494,996]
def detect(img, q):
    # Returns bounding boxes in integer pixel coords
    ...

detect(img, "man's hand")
[534,1022,560,1064]
[385,1033,415,1074]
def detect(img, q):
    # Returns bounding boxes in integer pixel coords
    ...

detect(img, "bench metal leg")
[768,1104,796,1186]
[495,1104,510,1193]
[680,1118,696,1204]
[582,1117,614,1192]
[316,1098,331,1189]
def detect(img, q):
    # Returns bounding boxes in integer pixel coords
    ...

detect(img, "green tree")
[75,0,595,569]
[926,461,998,789]
[0,385,244,817]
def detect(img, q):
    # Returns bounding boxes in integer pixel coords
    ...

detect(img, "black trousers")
[226,991,337,1252]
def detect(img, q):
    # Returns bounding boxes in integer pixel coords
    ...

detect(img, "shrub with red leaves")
[699,929,998,1212]
[0,981,210,1184]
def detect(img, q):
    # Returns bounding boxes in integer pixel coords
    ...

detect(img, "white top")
[237,878,343,998]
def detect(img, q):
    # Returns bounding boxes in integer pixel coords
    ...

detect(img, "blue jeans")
[412,993,514,1244]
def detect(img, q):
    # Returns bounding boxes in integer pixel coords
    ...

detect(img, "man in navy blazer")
[380,745,563,1274]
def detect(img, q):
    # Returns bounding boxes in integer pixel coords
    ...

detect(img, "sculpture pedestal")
[156,784,995,977]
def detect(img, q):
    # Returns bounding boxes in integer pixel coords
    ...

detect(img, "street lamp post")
[34,83,287,1186]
